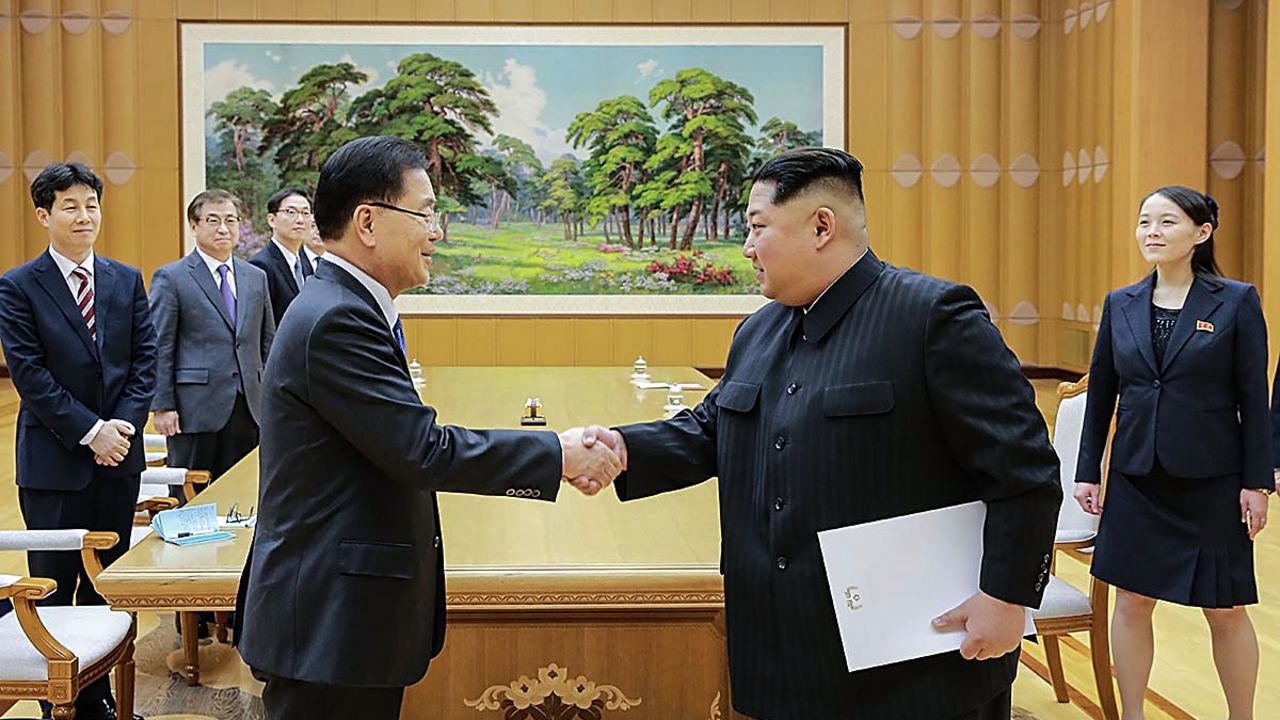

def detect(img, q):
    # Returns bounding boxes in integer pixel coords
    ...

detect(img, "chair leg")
[1089,620,1119,720]
[1043,634,1070,703]
[115,638,136,719]
[180,611,202,686]
[214,610,230,643]
[52,704,76,719]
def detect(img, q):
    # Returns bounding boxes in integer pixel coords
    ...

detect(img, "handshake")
[558,425,629,496]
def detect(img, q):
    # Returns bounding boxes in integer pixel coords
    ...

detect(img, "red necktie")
[71,267,96,340]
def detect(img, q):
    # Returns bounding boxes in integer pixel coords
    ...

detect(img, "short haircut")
[30,162,104,211]
[266,187,312,214]
[313,136,429,241]
[752,147,865,206]
[186,189,242,224]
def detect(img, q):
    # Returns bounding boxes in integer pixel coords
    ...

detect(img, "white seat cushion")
[1033,574,1092,620]
[1055,528,1097,544]
[145,451,166,463]
[143,433,166,450]
[0,606,132,681]
[141,467,187,484]
[136,483,171,502]
[128,527,153,548]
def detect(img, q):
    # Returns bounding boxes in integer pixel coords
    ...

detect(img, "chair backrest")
[1052,376,1100,540]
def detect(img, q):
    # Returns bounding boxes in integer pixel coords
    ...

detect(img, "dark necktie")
[299,250,314,279]
[392,317,406,358]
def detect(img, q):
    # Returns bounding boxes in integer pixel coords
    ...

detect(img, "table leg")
[179,611,201,686]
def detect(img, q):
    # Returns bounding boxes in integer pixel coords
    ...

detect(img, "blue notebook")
[151,503,235,546]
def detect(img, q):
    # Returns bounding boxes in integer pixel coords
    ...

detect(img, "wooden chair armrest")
[183,470,213,501]
[0,576,57,602]
[81,531,119,582]
[136,496,179,517]
[11,588,76,663]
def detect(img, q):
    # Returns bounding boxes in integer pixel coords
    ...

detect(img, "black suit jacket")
[614,250,1061,720]
[0,251,157,490]
[238,259,562,687]
[1080,274,1271,489]
[249,242,302,328]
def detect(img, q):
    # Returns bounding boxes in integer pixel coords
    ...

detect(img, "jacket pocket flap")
[174,368,209,385]
[715,381,761,413]
[337,540,416,579]
[824,381,895,417]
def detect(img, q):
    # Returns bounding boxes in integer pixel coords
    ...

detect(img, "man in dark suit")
[575,148,1062,720]
[237,136,620,720]
[250,187,317,327]
[0,162,154,720]
[150,189,274,480]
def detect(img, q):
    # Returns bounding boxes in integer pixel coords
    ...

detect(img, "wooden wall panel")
[0,0,1261,373]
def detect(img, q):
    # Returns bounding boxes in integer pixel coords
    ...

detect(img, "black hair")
[266,187,312,214]
[30,162,104,211]
[313,136,429,241]
[752,147,864,206]
[186,189,242,224]
[1141,185,1221,278]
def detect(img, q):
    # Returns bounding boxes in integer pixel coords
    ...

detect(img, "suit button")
[774,437,787,451]
[774,497,785,511]
[776,556,789,570]
[232,371,239,378]
[1153,379,1161,388]
[434,536,441,548]
[786,383,799,395]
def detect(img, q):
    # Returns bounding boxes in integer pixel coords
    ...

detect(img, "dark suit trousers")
[167,393,258,481]
[19,470,139,714]
[260,673,404,720]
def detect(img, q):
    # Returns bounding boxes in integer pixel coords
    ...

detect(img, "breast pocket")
[715,381,760,414]
[337,540,416,579]
[174,368,209,385]
[823,381,896,418]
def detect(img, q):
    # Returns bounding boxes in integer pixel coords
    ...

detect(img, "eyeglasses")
[366,201,440,229]
[276,207,313,220]
[226,503,255,525]
[202,215,240,228]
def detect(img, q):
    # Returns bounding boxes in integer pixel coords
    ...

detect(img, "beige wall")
[0,0,1270,371]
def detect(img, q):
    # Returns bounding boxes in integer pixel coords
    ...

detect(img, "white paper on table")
[817,500,1036,672]
[635,381,705,390]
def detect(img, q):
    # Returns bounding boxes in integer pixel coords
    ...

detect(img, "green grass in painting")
[414,221,760,295]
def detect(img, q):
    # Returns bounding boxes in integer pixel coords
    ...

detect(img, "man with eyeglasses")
[251,187,319,327]
[149,189,275,481]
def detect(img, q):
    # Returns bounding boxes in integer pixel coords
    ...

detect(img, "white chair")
[1021,375,1118,720]
[140,465,212,503]
[144,432,167,467]
[0,529,136,719]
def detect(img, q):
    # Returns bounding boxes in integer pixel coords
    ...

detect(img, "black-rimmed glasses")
[226,503,255,524]
[366,201,440,228]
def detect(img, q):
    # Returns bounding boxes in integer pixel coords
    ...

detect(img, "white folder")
[817,500,1036,672]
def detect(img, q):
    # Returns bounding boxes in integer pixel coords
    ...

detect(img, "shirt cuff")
[79,419,105,446]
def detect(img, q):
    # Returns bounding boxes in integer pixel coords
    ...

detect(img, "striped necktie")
[70,267,96,340]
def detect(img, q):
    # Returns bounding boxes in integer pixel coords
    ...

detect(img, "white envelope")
[817,501,1037,672]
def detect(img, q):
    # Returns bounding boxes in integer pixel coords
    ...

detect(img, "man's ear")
[354,205,377,248]
[34,208,50,229]
[814,206,836,249]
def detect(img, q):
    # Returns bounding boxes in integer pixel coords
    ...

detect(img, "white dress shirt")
[48,247,123,445]
[195,247,237,298]
[271,238,305,282]
[320,253,398,332]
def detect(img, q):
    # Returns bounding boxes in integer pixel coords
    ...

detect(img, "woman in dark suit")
[1074,186,1271,720]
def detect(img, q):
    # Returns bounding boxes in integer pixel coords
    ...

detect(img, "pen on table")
[177,532,191,538]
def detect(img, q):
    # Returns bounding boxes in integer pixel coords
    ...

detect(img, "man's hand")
[88,422,131,466]
[1072,482,1102,516]
[154,410,181,437]
[559,427,622,495]
[1273,467,1279,495]
[931,590,1027,661]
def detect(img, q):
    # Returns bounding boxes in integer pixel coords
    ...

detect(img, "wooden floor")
[1,378,1276,719]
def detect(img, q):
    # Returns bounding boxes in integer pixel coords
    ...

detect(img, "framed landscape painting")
[182,24,845,314]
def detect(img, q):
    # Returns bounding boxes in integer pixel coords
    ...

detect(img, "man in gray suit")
[150,189,275,479]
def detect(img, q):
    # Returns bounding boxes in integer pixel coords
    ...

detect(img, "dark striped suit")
[615,250,1061,719]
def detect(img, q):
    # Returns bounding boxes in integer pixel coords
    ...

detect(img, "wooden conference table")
[96,367,744,720]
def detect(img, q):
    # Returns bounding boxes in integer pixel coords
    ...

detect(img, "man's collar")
[194,246,233,273]
[794,248,884,345]
[271,237,300,264]
[48,246,94,276]
[320,252,398,331]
